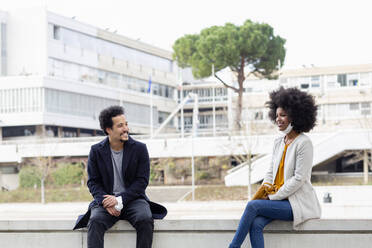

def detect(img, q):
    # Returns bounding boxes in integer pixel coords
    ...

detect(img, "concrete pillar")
[0,127,2,141]
[57,127,63,138]
[0,170,3,189]
[36,125,46,138]
[363,150,368,184]
[76,128,80,137]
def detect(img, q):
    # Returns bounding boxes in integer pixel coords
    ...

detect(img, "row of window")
[0,87,43,113]
[348,102,371,116]
[50,24,173,73]
[48,58,175,99]
[181,88,228,97]
[2,125,104,138]
[0,87,173,127]
[46,88,163,126]
[179,114,228,129]
[243,101,372,123]
[179,88,228,104]
[280,72,372,90]
[45,88,119,118]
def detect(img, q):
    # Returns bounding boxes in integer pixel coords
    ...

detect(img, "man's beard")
[119,133,128,143]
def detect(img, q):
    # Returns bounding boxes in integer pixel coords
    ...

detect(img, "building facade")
[178,64,372,135]
[0,7,179,142]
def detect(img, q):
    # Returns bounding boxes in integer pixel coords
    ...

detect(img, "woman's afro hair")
[266,87,317,133]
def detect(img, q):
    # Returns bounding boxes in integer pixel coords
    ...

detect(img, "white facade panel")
[6,7,47,76]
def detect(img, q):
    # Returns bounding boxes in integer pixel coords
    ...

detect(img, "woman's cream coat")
[263,133,321,229]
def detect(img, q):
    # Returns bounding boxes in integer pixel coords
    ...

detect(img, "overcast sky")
[3,0,372,69]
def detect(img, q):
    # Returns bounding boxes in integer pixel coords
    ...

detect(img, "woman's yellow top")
[274,144,289,188]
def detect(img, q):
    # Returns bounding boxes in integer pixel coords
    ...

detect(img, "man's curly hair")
[99,105,125,135]
[266,87,317,133]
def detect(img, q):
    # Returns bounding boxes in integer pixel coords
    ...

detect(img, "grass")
[0,186,93,203]
[184,185,260,201]
[1,185,260,203]
[2,181,371,203]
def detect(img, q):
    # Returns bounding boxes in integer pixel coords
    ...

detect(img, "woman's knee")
[246,199,262,212]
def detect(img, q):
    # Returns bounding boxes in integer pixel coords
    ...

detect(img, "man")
[73,105,167,248]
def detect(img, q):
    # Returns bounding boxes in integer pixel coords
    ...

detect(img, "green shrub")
[19,166,42,188]
[52,163,84,186]
[196,171,211,180]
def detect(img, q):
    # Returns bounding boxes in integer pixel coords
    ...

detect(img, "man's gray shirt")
[110,148,126,196]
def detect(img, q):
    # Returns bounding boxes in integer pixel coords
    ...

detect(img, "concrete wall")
[0,219,371,248]
[0,173,18,190]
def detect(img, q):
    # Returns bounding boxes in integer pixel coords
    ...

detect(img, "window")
[349,103,359,111]
[347,74,359,87]
[326,75,337,88]
[337,74,347,87]
[53,25,61,40]
[165,86,169,98]
[327,81,338,88]
[361,109,371,116]
[152,84,159,95]
[254,111,263,120]
[54,26,173,73]
[158,111,173,126]
[361,102,371,116]
[311,76,320,81]
[0,166,18,174]
[349,79,358,86]
[361,102,371,108]
[300,84,309,89]
[360,73,371,86]
[3,126,35,137]
[97,70,106,84]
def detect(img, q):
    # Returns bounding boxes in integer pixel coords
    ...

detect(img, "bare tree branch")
[213,73,239,92]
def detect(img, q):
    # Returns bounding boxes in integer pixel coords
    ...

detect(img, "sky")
[2,0,372,69]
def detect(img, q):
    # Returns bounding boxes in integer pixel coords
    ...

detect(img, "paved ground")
[1,186,372,221]
[0,201,246,220]
[145,185,193,202]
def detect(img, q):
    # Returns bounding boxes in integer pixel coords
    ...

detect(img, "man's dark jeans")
[87,198,154,248]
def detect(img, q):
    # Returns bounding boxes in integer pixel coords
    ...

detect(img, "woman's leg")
[249,216,272,248]
[228,200,293,248]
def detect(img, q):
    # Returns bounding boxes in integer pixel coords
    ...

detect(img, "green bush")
[196,171,211,180]
[19,166,42,188]
[52,163,84,186]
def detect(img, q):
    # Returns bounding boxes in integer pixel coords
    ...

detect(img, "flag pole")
[148,77,153,138]
[180,69,184,139]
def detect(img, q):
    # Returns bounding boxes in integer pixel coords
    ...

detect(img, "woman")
[228,87,321,248]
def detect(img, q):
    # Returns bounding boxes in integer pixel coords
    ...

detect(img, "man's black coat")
[73,136,167,230]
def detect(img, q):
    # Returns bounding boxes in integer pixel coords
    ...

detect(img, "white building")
[0,7,179,142]
[179,64,372,134]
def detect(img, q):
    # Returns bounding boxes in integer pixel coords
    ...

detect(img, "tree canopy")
[173,20,286,129]
[173,20,286,82]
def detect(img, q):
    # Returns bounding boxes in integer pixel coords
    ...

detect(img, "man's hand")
[102,195,117,208]
[106,206,121,217]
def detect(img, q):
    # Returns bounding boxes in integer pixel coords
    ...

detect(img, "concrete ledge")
[1,219,372,248]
